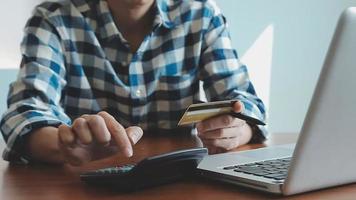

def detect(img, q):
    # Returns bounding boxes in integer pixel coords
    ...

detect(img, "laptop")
[196,7,356,195]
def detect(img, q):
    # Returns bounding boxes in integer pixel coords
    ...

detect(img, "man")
[0,0,267,165]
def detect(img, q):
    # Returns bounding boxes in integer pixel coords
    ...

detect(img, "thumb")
[232,101,244,113]
[126,126,143,145]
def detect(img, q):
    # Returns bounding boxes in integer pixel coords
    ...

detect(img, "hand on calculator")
[58,111,143,166]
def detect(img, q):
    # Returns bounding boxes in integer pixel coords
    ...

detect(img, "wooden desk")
[1,133,355,200]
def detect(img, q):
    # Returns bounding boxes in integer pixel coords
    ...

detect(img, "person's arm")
[27,112,143,165]
[0,6,69,164]
[0,6,143,165]
[196,2,267,153]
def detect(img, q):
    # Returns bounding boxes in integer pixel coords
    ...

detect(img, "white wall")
[1,0,356,134]
[218,0,356,133]
[0,0,44,69]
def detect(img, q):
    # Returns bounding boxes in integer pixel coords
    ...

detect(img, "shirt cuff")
[2,120,63,164]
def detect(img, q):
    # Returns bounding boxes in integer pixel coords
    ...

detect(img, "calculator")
[80,147,208,191]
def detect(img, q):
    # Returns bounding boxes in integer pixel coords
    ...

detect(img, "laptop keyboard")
[223,157,291,181]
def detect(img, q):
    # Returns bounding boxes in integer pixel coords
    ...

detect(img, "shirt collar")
[96,0,123,40]
[71,0,90,13]
[72,0,176,40]
[154,0,176,29]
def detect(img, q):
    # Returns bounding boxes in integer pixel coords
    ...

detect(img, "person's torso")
[44,0,215,130]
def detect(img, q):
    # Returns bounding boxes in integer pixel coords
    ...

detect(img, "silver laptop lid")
[283,7,356,195]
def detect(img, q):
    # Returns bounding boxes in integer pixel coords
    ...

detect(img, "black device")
[80,147,208,191]
[230,112,265,126]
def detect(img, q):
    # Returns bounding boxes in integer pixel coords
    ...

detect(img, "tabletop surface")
[1,133,355,200]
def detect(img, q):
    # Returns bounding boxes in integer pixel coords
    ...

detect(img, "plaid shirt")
[0,0,267,163]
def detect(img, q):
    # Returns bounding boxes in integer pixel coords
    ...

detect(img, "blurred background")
[0,0,355,134]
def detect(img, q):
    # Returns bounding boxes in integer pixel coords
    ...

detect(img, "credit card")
[177,100,265,126]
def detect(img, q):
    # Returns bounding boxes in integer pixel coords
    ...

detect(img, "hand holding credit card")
[178,100,265,126]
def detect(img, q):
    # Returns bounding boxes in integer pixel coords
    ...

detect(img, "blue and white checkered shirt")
[0,0,267,163]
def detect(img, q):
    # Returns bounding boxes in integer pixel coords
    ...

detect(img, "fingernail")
[132,132,138,143]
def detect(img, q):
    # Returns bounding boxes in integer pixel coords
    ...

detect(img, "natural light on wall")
[241,24,274,117]
[0,0,44,69]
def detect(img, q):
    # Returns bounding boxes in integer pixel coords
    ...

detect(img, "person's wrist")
[26,127,65,164]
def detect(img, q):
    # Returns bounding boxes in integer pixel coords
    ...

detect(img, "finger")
[204,146,221,155]
[208,147,218,155]
[71,117,92,145]
[232,101,244,113]
[58,124,92,165]
[81,115,111,146]
[197,127,243,139]
[197,115,246,132]
[209,147,225,154]
[204,144,216,154]
[58,124,76,146]
[98,111,133,157]
[201,137,240,151]
[126,126,143,145]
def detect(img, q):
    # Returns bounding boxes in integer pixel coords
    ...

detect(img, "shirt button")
[135,89,142,97]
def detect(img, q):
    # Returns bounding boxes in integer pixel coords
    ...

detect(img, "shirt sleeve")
[0,7,71,164]
[199,2,268,140]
